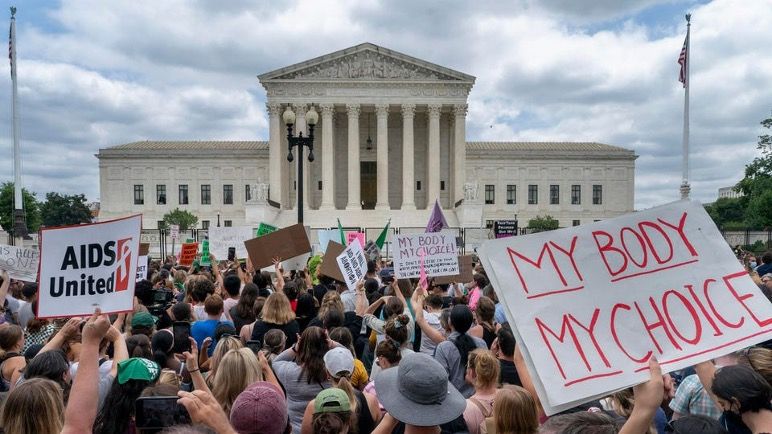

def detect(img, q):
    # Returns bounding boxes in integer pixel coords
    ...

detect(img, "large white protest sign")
[136,255,148,281]
[0,244,39,281]
[38,215,142,318]
[478,200,772,415]
[317,229,340,254]
[391,232,459,278]
[208,226,253,259]
[336,241,367,290]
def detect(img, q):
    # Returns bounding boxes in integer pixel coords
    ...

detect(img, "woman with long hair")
[300,347,381,434]
[230,283,259,333]
[126,334,152,359]
[239,297,266,343]
[469,296,497,348]
[463,349,501,434]
[0,377,64,434]
[273,326,334,432]
[328,327,368,390]
[151,328,179,371]
[481,386,539,434]
[203,335,243,385]
[0,324,26,390]
[93,357,161,434]
[250,291,300,348]
[24,349,71,403]
[261,328,287,363]
[295,292,318,332]
[210,348,264,415]
[434,304,488,398]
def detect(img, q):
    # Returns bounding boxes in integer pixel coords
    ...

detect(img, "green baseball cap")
[131,312,156,329]
[314,388,350,414]
[117,357,160,385]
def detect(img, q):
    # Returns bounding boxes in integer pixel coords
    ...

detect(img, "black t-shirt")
[499,359,522,386]
[250,320,300,348]
[229,306,254,334]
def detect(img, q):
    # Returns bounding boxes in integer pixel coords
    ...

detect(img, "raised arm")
[61,309,110,434]
[412,293,446,344]
[514,343,544,419]
[354,279,369,317]
[694,360,719,403]
[107,319,129,379]
[619,357,663,434]
[38,317,81,355]
[365,296,388,316]
[182,337,212,394]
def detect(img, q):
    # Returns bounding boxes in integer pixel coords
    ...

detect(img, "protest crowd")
[0,223,770,434]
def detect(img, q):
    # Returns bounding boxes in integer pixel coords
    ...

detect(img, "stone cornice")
[466,150,637,161]
[263,81,472,104]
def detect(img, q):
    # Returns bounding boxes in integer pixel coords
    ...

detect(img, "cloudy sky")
[0,0,770,210]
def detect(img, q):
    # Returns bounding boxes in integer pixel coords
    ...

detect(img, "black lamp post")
[284,105,318,224]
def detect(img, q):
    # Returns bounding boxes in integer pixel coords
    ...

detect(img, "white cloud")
[0,0,769,211]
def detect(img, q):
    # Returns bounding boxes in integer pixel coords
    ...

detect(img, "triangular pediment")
[259,42,475,83]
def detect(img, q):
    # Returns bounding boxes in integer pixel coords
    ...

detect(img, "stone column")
[267,102,283,208]
[401,104,416,210]
[346,104,361,210]
[375,103,390,210]
[319,103,335,210]
[427,103,442,208]
[453,104,468,207]
[292,104,308,211]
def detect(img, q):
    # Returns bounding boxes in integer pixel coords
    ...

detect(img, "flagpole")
[9,6,27,244]
[680,13,691,200]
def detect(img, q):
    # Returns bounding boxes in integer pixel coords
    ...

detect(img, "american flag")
[8,19,13,77]
[678,33,688,88]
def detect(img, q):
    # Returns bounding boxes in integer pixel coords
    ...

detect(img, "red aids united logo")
[49,237,134,297]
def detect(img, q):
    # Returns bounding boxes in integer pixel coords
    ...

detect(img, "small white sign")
[170,224,180,241]
[336,242,368,290]
[208,226,253,259]
[136,255,148,281]
[0,244,39,282]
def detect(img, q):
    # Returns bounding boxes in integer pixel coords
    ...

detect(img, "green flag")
[337,218,346,246]
[375,219,391,249]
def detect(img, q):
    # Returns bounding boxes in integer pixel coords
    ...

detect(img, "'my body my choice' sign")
[479,200,772,415]
[38,215,142,318]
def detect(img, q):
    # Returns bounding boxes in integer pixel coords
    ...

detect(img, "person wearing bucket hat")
[374,352,467,431]
[93,358,161,434]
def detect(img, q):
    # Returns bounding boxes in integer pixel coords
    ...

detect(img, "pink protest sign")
[345,231,365,248]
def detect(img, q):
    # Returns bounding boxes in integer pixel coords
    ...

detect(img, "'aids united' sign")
[37,215,142,318]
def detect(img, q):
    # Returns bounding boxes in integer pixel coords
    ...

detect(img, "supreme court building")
[97,43,637,230]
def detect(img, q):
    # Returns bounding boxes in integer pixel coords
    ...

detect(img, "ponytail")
[332,375,359,433]
[450,305,475,367]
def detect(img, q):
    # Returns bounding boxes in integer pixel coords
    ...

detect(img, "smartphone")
[245,340,262,354]
[239,258,247,272]
[135,396,191,429]
[172,322,192,354]
[228,247,236,262]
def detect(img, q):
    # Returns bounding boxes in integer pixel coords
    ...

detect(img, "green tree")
[0,182,41,235]
[704,197,746,229]
[39,192,92,227]
[162,208,198,231]
[527,215,559,232]
[737,113,772,228]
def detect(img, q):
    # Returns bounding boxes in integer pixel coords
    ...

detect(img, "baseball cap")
[314,388,351,414]
[230,382,288,434]
[131,311,156,329]
[323,347,354,378]
[117,357,160,384]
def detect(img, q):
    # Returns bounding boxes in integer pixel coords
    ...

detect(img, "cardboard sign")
[136,255,148,281]
[336,241,368,290]
[244,224,311,270]
[208,226,252,259]
[139,243,150,256]
[256,222,277,237]
[317,229,340,253]
[179,242,199,267]
[346,232,365,248]
[478,200,772,415]
[433,255,474,285]
[170,224,180,241]
[391,232,459,278]
[318,241,346,282]
[38,214,142,318]
[0,244,39,281]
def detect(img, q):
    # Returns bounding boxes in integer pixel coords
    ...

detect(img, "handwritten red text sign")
[479,201,772,415]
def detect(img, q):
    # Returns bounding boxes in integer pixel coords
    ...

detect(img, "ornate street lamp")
[284,105,318,224]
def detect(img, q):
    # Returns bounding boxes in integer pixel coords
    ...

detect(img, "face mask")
[750,261,757,268]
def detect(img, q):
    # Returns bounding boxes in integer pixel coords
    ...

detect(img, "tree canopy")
[527,215,559,232]
[162,208,198,231]
[40,192,92,227]
[0,182,41,235]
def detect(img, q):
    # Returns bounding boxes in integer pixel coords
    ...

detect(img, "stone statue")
[463,182,479,202]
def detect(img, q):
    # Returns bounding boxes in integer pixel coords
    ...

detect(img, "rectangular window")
[318,181,323,190]
[571,185,581,205]
[245,184,251,202]
[550,185,559,205]
[416,181,421,191]
[179,185,189,205]
[201,220,210,230]
[573,219,581,227]
[223,184,233,205]
[485,220,494,229]
[440,181,445,191]
[506,185,516,205]
[485,185,495,204]
[593,185,603,205]
[156,185,166,205]
[157,220,165,229]
[528,185,538,204]
[201,185,211,205]
[224,220,232,227]
[133,185,144,205]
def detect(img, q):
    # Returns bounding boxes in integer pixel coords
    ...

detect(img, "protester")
[0,324,26,390]
[468,296,497,348]
[250,291,300,348]
[192,294,234,357]
[93,357,161,434]
[0,376,65,433]
[490,326,521,387]
[463,349,500,434]
[210,348,264,415]
[480,385,539,434]
[434,304,488,398]
[230,283,259,333]
[230,381,290,434]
